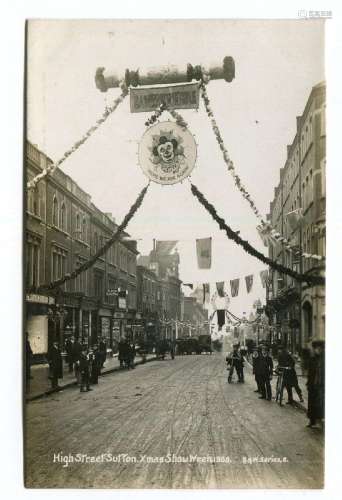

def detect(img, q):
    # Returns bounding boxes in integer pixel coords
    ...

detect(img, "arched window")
[60,202,66,231]
[53,196,59,227]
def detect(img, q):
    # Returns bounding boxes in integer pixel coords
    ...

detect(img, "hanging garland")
[37,182,149,292]
[190,182,325,287]
[200,82,324,263]
[27,86,129,189]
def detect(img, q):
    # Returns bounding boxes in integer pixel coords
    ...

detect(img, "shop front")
[26,293,55,360]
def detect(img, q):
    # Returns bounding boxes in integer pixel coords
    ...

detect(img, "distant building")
[266,82,325,351]
[183,297,209,338]
[26,141,139,358]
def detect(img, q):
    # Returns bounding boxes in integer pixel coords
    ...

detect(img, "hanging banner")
[230,279,240,297]
[139,121,197,185]
[260,270,269,288]
[130,82,200,113]
[217,310,226,330]
[245,275,254,294]
[196,237,212,269]
[216,281,225,297]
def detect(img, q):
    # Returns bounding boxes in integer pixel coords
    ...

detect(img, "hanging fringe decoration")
[37,182,150,292]
[190,182,325,287]
[27,86,129,189]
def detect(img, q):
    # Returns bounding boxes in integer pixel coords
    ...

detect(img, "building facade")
[266,82,326,352]
[183,297,209,338]
[26,141,139,358]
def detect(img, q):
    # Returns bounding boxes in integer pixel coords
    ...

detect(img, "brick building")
[26,141,139,358]
[266,82,326,351]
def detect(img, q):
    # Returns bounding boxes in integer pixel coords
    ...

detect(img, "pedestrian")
[79,345,92,392]
[258,346,273,401]
[25,332,33,384]
[277,346,304,404]
[48,341,63,389]
[129,341,136,369]
[306,340,325,428]
[252,347,262,393]
[65,336,75,373]
[118,338,128,368]
[90,344,102,384]
[99,338,107,368]
[227,344,244,383]
[72,338,82,383]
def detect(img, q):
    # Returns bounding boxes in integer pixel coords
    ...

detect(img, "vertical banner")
[245,275,254,294]
[217,310,226,330]
[260,270,269,288]
[196,237,212,269]
[203,283,210,304]
[230,279,240,297]
[216,281,225,297]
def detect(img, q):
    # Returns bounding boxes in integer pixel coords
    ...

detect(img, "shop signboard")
[130,82,199,113]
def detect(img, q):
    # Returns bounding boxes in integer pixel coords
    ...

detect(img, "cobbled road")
[24,354,324,489]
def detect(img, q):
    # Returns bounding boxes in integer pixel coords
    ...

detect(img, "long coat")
[307,353,325,421]
[277,352,298,387]
[258,355,273,377]
[49,346,63,378]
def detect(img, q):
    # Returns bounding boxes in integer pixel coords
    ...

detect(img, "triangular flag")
[216,281,225,297]
[230,279,240,297]
[245,275,253,294]
[196,237,212,269]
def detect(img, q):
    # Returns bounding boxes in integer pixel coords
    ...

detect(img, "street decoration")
[230,279,240,297]
[260,270,269,288]
[245,275,253,294]
[130,82,199,113]
[196,237,212,269]
[216,281,225,297]
[190,181,325,287]
[138,121,197,185]
[27,87,128,189]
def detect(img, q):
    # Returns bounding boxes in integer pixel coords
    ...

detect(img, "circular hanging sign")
[138,121,197,185]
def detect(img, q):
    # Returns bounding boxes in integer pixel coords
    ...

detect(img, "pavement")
[26,353,157,402]
[25,353,323,489]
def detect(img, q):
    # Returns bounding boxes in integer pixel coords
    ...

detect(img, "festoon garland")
[144,103,188,129]
[37,182,149,292]
[190,182,325,287]
[27,86,129,189]
[200,82,324,262]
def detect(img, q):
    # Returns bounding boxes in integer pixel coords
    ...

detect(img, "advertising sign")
[139,121,197,185]
[130,82,199,113]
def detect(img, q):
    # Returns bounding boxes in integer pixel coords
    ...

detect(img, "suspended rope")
[37,182,149,292]
[190,181,325,287]
[27,87,129,189]
[200,81,324,262]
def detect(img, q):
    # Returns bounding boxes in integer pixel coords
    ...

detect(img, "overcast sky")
[26,19,325,317]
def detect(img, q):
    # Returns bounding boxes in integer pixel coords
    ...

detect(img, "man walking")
[65,336,75,373]
[99,338,107,368]
[48,341,63,389]
[258,346,273,401]
[227,344,244,383]
[252,347,262,393]
[90,344,102,385]
[79,345,92,392]
[277,346,304,404]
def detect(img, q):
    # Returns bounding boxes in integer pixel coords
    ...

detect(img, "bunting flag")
[203,283,210,304]
[156,240,178,255]
[216,281,225,297]
[196,237,212,269]
[217,309,226,330]
[259,270,269,288]
[230,279,240,297]
[245,275,253,294]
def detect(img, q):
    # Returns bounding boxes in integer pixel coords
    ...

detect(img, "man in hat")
[99,337,107,368]
[65,336,75,373]
[79,345,92,392]
[227,344,244,383]
[277,346,304,404]
[90,344,102,385]
[306,340,325,428]
[258,345,273,400]
[48,341,63,389]
[252,347,262,393]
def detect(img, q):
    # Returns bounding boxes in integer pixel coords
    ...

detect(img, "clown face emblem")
[156,139,177,163]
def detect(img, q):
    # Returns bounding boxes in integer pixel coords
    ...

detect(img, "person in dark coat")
[72,338,82,383]
[227,344,244,383]
[129,342,136,369]
[90,345,102,384]
[306,340,325,428]
[79,346,92,392]
[277,347,304,404]
[99,338,107,368]
[25,333,33,383]
[258,346,273,400]
[118,338,129,368]
[65,337,75,373]
[48,341,63,389]
[252,347,262,393]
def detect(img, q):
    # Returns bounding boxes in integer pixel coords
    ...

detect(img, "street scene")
[24,19,325,489]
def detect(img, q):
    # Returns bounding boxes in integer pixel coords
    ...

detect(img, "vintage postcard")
[24,18,326,489]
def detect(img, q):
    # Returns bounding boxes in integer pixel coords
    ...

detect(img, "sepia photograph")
[22,17,328,490]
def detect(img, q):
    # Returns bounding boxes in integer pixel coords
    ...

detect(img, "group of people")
[48,338,107,392]
[226,341,325,429]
